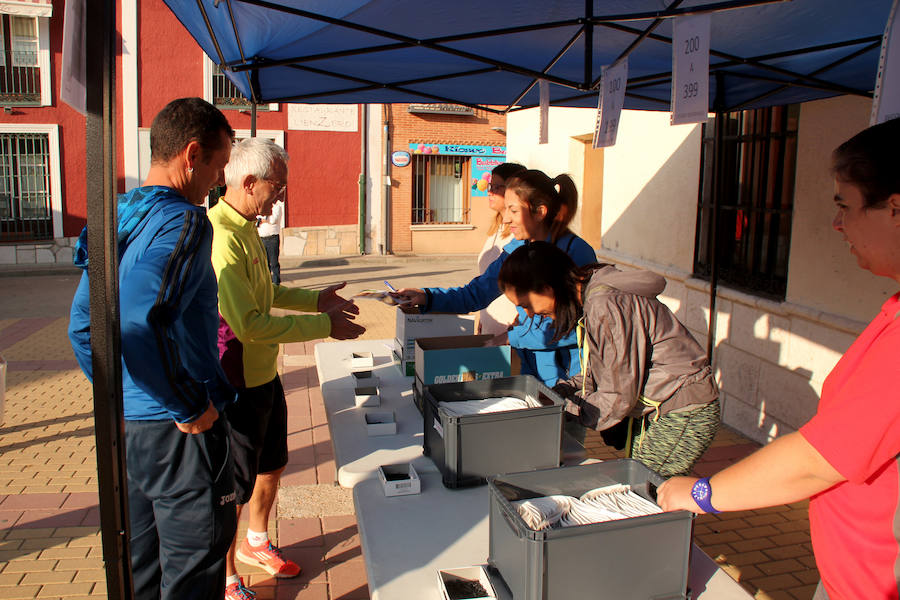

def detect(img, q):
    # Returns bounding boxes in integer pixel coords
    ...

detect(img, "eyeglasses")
[266,179,287,195]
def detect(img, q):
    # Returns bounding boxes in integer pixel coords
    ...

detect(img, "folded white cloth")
[514,484,662,530]
[439,396,532,416]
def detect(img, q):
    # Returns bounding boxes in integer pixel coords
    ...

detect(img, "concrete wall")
[0,237,77,266]
[507,108,597,240]
[507,108,701,261]
[787,95,897,322]
[282,226,360,258]
[598,112,702,272]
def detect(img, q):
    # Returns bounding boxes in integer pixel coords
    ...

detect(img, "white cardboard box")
[354,385,381,407]
[351,370,379,388]
[378,463,421,497]
[395,306,475,363]
[350,351,375,370]
[437,565,497,600]
[364,411,397,436]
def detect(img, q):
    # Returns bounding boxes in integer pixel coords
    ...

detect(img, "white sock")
[247,528,269,547]
[225,574,240,587]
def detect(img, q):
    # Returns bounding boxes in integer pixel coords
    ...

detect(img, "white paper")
[593,59,628,148]
[872,0,900,124]
[671,13,711,125]
[60,0,86,115]
[539,79,549,144]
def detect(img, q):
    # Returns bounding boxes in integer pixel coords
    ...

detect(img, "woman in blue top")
[392,169,596,386]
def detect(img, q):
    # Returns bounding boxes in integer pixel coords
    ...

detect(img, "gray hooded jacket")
[555,265,718,431]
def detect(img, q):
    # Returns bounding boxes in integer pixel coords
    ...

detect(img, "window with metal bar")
[0,132,52,242]
[693,105,799,300]
[211,64,268,111]
[0,15,40,105]
[412,154,469,224]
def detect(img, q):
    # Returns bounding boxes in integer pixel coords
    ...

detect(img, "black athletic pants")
[125,417,236,600]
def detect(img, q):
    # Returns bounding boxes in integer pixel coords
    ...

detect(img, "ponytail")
[549,174,578,242]
[506,170,579,244]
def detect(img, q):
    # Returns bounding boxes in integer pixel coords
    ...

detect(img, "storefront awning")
[0,0,52,18]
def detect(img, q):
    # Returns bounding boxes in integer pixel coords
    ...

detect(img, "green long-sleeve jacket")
[209,200,330,388]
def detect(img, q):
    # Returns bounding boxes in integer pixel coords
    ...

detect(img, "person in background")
[392,169,596,387]
[476,162,525,336]
[658,117,900,600]
[256,198,283,284]
[68,97,237,600]
[209,138,365,599]
[497,242,719,475]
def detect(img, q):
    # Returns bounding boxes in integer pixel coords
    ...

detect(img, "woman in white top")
[476,162,526,335]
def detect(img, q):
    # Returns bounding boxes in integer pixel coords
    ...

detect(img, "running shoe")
[224,577,256,600]
[236,539,302,578]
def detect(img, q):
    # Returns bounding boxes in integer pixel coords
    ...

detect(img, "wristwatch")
[690,477,720,514]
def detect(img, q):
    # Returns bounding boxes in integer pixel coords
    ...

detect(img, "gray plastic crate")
[423,375,564,488]
[488,460,693,600]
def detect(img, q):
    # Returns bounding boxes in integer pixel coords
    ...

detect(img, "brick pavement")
[0,262,819,600]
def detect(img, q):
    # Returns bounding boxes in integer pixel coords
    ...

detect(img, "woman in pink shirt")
[659,117,900,600]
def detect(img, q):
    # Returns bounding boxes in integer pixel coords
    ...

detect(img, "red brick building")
[0,0,364,266]
[384,103,509,254]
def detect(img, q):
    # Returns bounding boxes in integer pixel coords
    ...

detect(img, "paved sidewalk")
[0,257,818,600]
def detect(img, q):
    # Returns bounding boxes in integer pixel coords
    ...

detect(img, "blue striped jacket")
[68,186,233,422]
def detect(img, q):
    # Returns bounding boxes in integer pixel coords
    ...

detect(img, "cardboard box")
[437,566,498,600]
[350,351,375,370]
[354,385,380,407]
[352,370,379,388]
[378,463,421,497]
[364,411,397,436]
[413,335,511,414]
[392,341,415,377]
[415,334,510,386]
[394,306,475,374]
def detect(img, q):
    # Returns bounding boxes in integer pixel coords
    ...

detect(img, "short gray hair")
[224,137,289,188]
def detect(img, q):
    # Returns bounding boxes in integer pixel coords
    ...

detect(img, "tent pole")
[706,72,726,364]
[359,104,368,255]
[85,0,133,596]
[584,0,592,88]
[382,105,392,254]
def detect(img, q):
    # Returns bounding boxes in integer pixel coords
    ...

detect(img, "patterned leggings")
[630,399,721,477]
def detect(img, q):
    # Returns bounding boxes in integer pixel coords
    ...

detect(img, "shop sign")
[408,143,506,157]
[470,156,505,197]
[391,151,411,167]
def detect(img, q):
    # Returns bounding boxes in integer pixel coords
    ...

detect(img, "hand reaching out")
[317,282,360,316]
[390,287,426,307]
[326,301,365,340]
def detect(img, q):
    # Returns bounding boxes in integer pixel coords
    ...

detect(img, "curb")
[0,254,479,277]
[281,253,478,269]
[0,264,81,278]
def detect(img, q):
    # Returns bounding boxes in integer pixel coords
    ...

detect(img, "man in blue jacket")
[68,98,237,600]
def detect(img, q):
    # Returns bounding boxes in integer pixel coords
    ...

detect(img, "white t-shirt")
[257,200,283,237]
[477,229,519,335]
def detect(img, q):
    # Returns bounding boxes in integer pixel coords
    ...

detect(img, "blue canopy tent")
[162,0,890,113]
[84,1,894,597]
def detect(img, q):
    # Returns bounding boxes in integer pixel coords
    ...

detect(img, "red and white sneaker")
[236,539,302,578]
[224,576,256,600]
